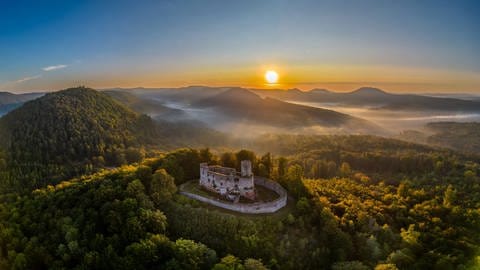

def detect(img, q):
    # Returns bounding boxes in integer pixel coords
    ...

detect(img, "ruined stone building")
[199,160,255,200]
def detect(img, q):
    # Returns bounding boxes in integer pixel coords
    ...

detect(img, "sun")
[265,70,279,84]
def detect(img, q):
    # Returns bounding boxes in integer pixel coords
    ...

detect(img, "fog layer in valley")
[2,86,480,145]
[288,100,480,131]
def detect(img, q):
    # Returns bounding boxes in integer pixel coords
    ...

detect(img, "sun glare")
[265,70,279,84]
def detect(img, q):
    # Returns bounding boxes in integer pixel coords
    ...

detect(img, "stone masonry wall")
[180,176,287,214]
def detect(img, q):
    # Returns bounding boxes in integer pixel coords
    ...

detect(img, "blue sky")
[1,0,479,92]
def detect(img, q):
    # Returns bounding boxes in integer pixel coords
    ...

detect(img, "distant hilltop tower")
[241,160,252,177]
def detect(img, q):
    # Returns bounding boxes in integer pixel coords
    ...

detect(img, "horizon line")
[3,85,480,96]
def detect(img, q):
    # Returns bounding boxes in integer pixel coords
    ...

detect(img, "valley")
[2,1,479,269]
[0,87,479,269]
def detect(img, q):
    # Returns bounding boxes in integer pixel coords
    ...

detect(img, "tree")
[332,261,369,270]
[296,197,311,215]
[172,239,217,270]
[199,148,214,163]
[283,165,306,198]
[236,150,256,169]
[397,182,409,198]
[125,147,145,163]
[12,253,27,270]
[387,249,415,268]
[220,153,237,168]
[443,185,456,207]
[374,264,399,270]
[244,258,268,270]
[212,255,244,270]
[140,209,167,233]
[259,153,272,178]
[339,162,352,177]
[464,170,476,182]
[277,157,288,178]
[150,169,177,204]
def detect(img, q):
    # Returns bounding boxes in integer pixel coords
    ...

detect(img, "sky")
[1,0,479,93]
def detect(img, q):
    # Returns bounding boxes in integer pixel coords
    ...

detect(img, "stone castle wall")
[180,176,287,214]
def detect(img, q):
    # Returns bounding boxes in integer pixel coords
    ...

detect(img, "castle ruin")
[199,160,255,201]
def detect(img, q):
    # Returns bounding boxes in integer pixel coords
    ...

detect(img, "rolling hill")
[398,122,480,154]
[103,89,186,119]
[0,91,42,105]
[0,91,43,115]
[192,88,383,133]
[0,87,158,190]
[252,87,480,112]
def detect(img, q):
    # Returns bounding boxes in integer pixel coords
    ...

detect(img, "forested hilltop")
[0,87,479,269]
[0,140,479,269]
[398,122,480,155]
[0,87,226,192]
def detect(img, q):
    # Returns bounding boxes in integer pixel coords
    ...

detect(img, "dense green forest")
[425,122,480,154]
[0,88,479,269]
[0,87,226,192]
[0,87,158,191]
[397,122,480,155]
[0,141,478,269]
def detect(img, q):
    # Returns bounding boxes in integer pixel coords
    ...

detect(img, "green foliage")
[279,165,306,198]
[0,87,158,191]
[150,168,177,205]
[243,258,268,270]
[236,150,256,169]
[0,135,479,269]
[442,184,456,207]
[0,156,270,269]
[374,264,399,270]
[424,122,480,154]
[212,255,268,270]
[332,261,369,270]
[212,254,244,270]
[168,238,217,270]
[221,152,237,168]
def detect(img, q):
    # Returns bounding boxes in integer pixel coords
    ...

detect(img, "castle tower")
[200,163,209,183]
[241,160,252,177]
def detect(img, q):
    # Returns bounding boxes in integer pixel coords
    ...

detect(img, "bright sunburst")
[265,70,279,84]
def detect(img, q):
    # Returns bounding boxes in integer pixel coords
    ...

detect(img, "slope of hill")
[193,88,383,133]
[0,87,158,191]
[103,90,186,118]
[103,86,480,113]
[398,122,480,154]
[105,86,226,105]
[0,91,44,115]
[1,143,478,269]
[0,91,43,105]
[252,87,480,112]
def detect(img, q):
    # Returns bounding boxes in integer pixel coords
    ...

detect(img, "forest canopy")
[0,141,478,269]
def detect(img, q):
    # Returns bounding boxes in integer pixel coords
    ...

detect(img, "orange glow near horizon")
[4,63,480,93]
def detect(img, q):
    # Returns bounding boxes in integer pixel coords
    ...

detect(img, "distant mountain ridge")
[252,87,480,111]
[101,86,480,112]
[0,91,43,105]
[0,91,44,115]
[191,87,383,133]
[101,87,384,134]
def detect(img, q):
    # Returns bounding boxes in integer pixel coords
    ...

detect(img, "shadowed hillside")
[398,122,480,155]
[0,87,158,190]
[193,88,384,134]
[0,91,43,115]
[253,87,480,112]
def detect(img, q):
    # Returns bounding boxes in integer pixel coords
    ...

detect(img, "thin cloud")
[42,64,67,71]
[15,75,41,83]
